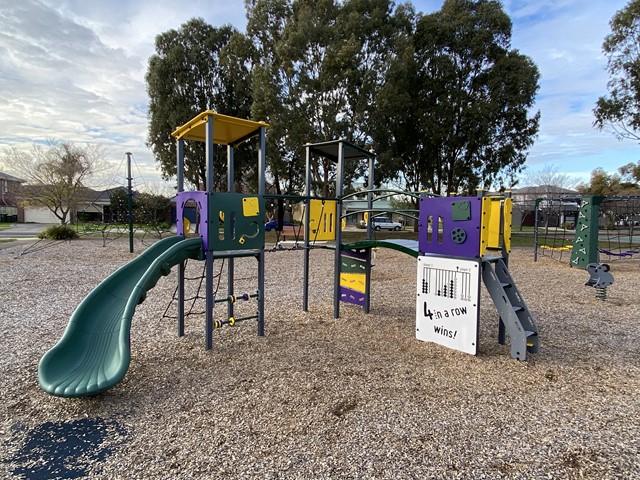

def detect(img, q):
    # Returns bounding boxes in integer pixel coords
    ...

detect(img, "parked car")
[371,216,403,231]
[264,220,294,232]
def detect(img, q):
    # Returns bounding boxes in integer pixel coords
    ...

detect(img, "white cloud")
[0,0,637,194]
[0,0,247,191]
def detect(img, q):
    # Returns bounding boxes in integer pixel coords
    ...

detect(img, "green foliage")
[147,0,540,197]
[373,0,540,195]
[38,224,79,240]
[134,193,172,235]
[247,0,403,196]
[577,165,640,195]
[618,160,640,183]
[594,0,640,140]
[106,187,172,234]
[146,18,253,190]
[108,187,129,223]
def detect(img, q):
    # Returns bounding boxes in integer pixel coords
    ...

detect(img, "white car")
[371,216,403,231]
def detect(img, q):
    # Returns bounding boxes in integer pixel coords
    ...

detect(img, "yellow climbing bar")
[171,110,268,145]
[503,197,512,253]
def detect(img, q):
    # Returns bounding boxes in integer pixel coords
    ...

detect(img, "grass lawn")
[266,228,538,249]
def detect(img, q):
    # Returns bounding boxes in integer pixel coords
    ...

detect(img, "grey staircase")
[482,257,539,360]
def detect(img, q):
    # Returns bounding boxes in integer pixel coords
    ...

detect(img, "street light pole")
[126,152,134,253]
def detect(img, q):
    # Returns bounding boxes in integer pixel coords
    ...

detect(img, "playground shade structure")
[38,236,203,398]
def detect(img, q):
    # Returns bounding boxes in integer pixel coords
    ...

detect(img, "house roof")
[512,185,578,195]
[343,199,393,210]
[0,171,25,183]
[80,188,116,205]
[19,185,118,205]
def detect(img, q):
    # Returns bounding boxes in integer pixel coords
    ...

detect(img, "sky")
[0,0,636,192]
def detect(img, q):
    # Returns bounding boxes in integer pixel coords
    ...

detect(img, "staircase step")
[482,258,539,361]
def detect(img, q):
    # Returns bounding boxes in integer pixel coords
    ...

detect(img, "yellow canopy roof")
[171,111,268,145]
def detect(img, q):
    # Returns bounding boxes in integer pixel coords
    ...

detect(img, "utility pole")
[126,152,134,253]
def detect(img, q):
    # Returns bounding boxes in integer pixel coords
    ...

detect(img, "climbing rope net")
[534,196,581,263]
[534,195,640,264]
[597,196,640,263]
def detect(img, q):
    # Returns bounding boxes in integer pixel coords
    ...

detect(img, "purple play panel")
[339,286,366,307]
[176,191,209,250]
[418,196,482,258]
[340,248,368,307]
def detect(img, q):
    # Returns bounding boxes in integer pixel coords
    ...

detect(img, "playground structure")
[38,111,539,398]
[414,191,538,360]
[39,112,268,397]
[534,195,640,267]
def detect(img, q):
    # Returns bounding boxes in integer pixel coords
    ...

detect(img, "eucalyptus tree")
[419,0,540,194]
[368,3,424,193]
[261,0,345,197]
[146,18,254,190]
[248,0,403,197]
[245,0,301,195]
[594,0,640,141]
[373,0,540,195]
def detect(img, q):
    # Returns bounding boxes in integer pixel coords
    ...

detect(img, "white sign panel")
[416,255,480,355]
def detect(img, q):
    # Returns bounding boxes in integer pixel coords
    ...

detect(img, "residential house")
[20,185,114,224]
[0,172,25,222]
[510,185,580,228]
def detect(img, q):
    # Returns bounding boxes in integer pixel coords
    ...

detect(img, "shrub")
[38,224,79,240]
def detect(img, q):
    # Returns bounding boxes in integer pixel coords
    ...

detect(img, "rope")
[598,248,639,257]
[162,258,225,319]
[535,198,578,263]
[598,198,640,261]
[270,201,307,252]
[17,238,68,257]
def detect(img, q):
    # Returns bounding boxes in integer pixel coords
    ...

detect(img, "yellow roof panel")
[171,110,268,145]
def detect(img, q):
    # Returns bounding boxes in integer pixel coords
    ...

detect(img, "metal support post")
[176,139,185,336]
[205,116,215,350]
[333,141,345,319]
[126,152,134,254]
[364,154,375,314]
[303,145,311,312]
[227,145,235,322]
[257,126,266,336]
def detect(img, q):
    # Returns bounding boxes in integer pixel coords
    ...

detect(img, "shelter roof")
[306,140,374,162]
[171,111,268,146]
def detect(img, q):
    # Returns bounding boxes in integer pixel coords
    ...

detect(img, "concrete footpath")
[0,223,49,239]
[0,223,49,250]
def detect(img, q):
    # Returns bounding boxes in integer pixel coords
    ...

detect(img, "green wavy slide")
[38,236,203,398]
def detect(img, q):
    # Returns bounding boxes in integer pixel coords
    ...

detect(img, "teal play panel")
[38,236,203,398]
[208,192,264,251]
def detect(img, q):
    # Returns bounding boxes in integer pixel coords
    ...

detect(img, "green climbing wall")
[570,195,604,269]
